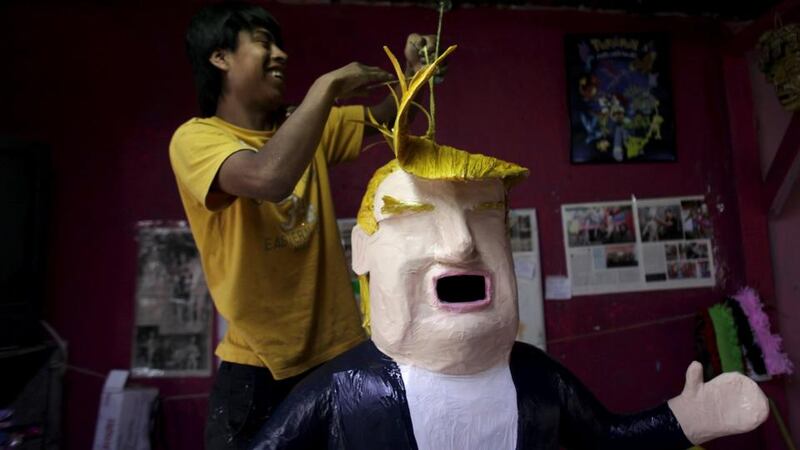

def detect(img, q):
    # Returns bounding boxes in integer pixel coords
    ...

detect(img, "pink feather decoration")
[732,287,794,376]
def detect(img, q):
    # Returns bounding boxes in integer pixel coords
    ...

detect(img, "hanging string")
[769,397,798,450]
[424,0,448,139]
[434,0,446,60]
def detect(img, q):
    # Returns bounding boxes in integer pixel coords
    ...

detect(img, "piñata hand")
[667,361,769,444]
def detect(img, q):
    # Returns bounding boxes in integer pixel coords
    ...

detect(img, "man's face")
[223,29,287,112]
[353,170,518,374]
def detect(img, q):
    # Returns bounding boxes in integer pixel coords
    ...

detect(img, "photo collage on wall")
[131,221,212,377]
[637,197,714,283]
[562,196,715,296]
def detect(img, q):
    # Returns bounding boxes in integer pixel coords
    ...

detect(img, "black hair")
[185,2,284,117]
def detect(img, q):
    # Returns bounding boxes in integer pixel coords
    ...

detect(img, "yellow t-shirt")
[169,106,366,379]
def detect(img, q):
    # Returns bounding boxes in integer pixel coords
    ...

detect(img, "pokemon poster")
[565,34,676,163]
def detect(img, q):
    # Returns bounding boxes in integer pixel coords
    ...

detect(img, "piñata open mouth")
[434,273,491,312]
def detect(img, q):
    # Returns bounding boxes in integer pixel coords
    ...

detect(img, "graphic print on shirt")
[273,163,318,249]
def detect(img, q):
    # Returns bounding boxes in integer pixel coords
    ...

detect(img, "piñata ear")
[351,225,370,276]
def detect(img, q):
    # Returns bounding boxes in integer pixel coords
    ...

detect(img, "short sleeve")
[320,105,365,166]
[169,120,254,211]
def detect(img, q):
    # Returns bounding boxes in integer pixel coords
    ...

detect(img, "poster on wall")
[131,221,212,377]
[565,33,676,164]
[562,196,715,296]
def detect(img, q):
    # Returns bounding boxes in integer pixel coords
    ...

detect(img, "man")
[250,46,768,450]
[169,2,436,448]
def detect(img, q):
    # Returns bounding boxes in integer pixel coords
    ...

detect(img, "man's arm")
[218,33,441,202]
[218,63,393,203]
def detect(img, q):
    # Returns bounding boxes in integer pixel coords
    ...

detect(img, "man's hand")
[321,62,394,100]
[403,33,446,79]
[667,361,769,445]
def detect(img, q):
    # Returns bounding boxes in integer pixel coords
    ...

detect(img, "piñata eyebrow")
[472,201,505,211]
[380,195,434,216]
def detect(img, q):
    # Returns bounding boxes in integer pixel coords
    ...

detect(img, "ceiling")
[334,0,783,21]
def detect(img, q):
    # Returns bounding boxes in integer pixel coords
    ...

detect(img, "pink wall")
[748,54,800,448]
[0,1,790,448]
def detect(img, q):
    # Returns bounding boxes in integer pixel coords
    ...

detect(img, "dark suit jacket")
[251,340,691,450]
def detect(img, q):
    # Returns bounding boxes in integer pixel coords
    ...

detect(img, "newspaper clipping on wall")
[562,196,715,296]
[131,221,212,377]
[508,209,546,350]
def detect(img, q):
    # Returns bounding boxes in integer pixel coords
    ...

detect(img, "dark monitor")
[0,139,50,349]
